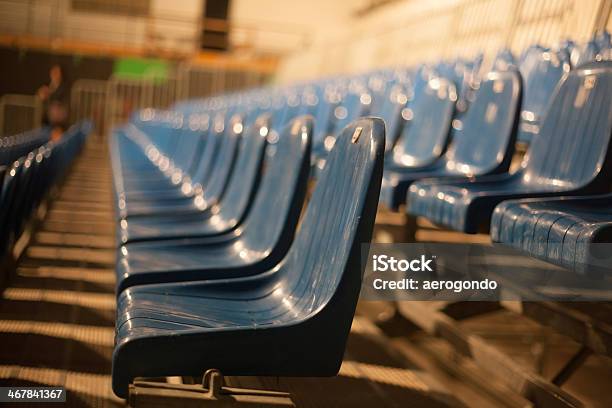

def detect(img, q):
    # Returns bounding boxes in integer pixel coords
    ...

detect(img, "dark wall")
[201,0,230,51]
[0,47,115,96]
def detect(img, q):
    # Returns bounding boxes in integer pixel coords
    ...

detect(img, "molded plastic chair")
[0,128,50,166]
[111,117,385,398]
[380,69,521,210]
[0,123,89,261]
[491,194,612,275]
[385,76,457,171]
[118,113,243,218]
[517,49,571,143]
[116,111,233,199]
[118,114,270,243]
[492,48,516,71]
[571,40,600,67]
[313,85,372,170]
[407,61,612,233]
[119,114,210,192]
[115,116,313,292]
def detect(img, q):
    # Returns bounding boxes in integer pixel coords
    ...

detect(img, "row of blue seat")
[108,33,611,396]
[110,112,385,397]
[0,128,50,166]
[0,122,91,277]
[364,36,611,275]
[400,61,612,274]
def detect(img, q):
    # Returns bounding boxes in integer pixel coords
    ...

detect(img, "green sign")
[113,57,169,80]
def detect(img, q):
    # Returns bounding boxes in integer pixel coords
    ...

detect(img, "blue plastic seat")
[517,49,571,143]
[407,61,612,233]
[313,84,372,170]
[118,113,270,243]
[385,75,457,171]
[115,111,225,196]
[111,117,385,398]
[119,120,209,192]
[570,40,600,67]
[368,81,410,151]
[116,113,243,218]
[115,116,313,292]
[0,123,89,261]
[380,69,521,210]
[116,111,196,186]
[370,66,434,150]
[492,48,516,71]
[595,30,611,55]
[0,128,50,166]
[491,194,612,275]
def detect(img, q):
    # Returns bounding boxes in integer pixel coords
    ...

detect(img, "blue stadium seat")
[380,69,521,210]
[385,75,456,170]
[114,116,313,292]
[313,82,372,170]
[368,81,410,151]
[570,39,600,67]
[111,117,385,398]
[311,84,341,152]
[116,113,243,217]
[0,128,50,166]
[517,48,571,143]
[492,48,516,71]
[118,113,270,243]
[491,194,612,275]
[595,30,611,55]
[0,123,89,263]
[115,111,224,196]
[119,117,209,192]
[407,61,612,233]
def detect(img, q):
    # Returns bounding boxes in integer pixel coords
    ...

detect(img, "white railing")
[67,65,268,139]
[70,79,107,136]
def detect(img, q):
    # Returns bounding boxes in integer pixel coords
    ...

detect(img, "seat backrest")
[198,113,244,203]
[1,157,28,247]
[329,87,372,138]
[370,81,410,150]
[182,113,211,176]
[390,76,457,168]
[275,91,303,128]
[312,86,341,149]
[492,48,516,71]
[0,165,8,230]
[0,128,50,166]
[134,110,184,158]
[443,69,521,175]
[595,30,611,53]
[276,117,384,326]
[241,116,312,253]
[519,44,545,66]
[0,160,22,255]
[522,61,612,189]
[517,49,571,142]
[213,113,270,222]
[571,40,599,67]
[188,111,225,184]
[297,85,320,117]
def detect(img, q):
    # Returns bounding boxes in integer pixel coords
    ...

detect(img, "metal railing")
[0,65,267,139]
[70,79,107,136]
[67,65,268,139]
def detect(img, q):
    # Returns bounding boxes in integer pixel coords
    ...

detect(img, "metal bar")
[551,346,592,386]
[397,301,584,408]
